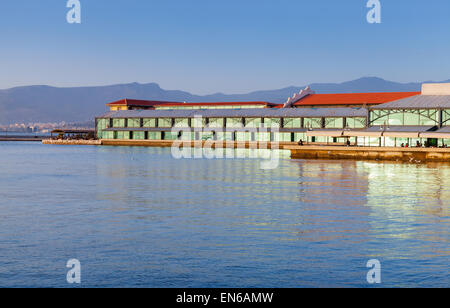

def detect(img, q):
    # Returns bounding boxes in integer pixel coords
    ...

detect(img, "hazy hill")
[0,77,446,124]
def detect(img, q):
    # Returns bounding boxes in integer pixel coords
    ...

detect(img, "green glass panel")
[113,119,125,128]
[209,118,224,128]
[143,119,156,127]
[245,118,261,128]
[158,118,172,127]
[133,131,145,140]
[304,118,322,128]
[127,118,140,128]
[403,113,419,126]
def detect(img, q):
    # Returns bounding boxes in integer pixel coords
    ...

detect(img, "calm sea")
[0,142,448,288]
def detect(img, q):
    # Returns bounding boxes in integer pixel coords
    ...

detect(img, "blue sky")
[0,0,450,94]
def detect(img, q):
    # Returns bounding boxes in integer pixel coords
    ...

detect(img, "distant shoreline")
[0,135,46,141]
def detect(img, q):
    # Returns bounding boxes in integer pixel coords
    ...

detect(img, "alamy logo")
[66,259,81,284]
[170,116,280,170]
[366,259,381,284]
[366,0,381,24]
[66,0,81,24]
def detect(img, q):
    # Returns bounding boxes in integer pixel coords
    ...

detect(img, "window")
[163,132,179,140]
[294,133,306,142]
[102,131,114,139]
[114,131,130,140]
[389,113,404,126]
[127,118,140,128]
[304,118,322,128]
[147,132,162,140]
[236,132,250,142]
[158,118,172,127]
[277,133,292,142]
[346,118,366,128]
[264,118,281,128]
[419,110,438,126]
[132,131,145,140]
[372,114,389,126]
[283,118,301,128]
[192,117,206,128]
[143,118,156,127]
[245,118,261,128]
[209,118,224,128]
[325,118,344,129]
[256,132,270,142]
[200,132,215,141]
[174,118,189,127]
[403,112,419,126]
[442,110,450,126]
[112,119,125,128]
[226,118,243,128]
[96,119,108,138]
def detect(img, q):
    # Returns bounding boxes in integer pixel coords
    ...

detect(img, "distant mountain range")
[0,77,448,124]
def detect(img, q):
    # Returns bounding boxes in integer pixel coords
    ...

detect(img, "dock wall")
[285,145,450,163]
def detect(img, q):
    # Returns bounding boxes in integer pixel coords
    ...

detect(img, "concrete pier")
[284,145,450,163]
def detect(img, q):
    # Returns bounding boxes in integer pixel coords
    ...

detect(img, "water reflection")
[0,143,448,287]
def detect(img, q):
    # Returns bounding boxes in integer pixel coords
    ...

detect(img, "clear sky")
[1,0,450,94]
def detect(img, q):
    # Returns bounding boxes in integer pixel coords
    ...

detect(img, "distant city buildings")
[0,121,93,134]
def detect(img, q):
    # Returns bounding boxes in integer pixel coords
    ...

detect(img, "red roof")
[107,99,275,107]
[294,92,420,106]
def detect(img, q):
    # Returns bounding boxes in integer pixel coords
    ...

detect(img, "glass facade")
[97,116,368,143]
[371,110,439,126]
[96,118,108,139]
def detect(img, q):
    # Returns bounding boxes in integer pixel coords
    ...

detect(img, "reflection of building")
[95,83,450,146]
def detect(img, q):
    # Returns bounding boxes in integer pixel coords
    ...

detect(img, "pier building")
[95,83,450,147]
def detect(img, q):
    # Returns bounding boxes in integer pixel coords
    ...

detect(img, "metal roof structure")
[371,95,450,109]
[98,108,368,119]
